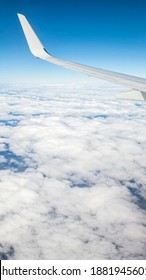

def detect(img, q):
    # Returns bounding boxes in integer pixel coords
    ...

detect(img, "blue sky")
[1,0,146,83]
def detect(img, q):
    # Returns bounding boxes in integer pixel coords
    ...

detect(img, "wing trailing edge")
[18,13,146,101]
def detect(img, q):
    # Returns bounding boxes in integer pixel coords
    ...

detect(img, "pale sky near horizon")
[1,0,146,83]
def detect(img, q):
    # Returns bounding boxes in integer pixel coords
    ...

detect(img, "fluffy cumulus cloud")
[0,83,146,260]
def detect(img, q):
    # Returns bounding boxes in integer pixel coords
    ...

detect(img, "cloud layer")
[0,83,146,259]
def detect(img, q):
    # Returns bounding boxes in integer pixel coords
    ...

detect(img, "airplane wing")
[17,13,146,101]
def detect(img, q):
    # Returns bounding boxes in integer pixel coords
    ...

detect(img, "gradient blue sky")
[1,0,146,83]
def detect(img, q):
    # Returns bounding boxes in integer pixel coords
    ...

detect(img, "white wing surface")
[18,13,146,101]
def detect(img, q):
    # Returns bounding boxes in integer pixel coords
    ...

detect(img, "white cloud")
[0,83,146,259]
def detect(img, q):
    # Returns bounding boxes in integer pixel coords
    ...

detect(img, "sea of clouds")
[0,83,146,259]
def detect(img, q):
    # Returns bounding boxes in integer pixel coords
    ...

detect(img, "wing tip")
[17,12,50,59]
[17,13,25,19]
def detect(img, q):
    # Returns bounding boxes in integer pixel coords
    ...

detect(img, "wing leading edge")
[17,13,146,101]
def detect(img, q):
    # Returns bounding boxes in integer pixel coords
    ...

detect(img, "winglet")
[17,13,50,59]
[17,14,146,100]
